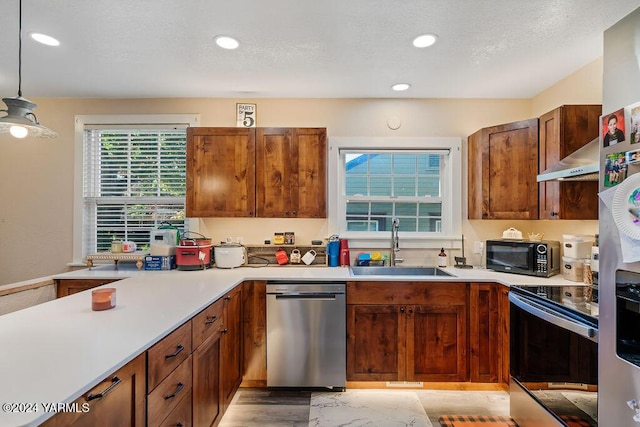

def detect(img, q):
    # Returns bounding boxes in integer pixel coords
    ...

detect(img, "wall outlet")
[473,241,484,254]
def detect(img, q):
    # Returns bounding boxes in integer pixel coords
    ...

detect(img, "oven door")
[509,291,598,427]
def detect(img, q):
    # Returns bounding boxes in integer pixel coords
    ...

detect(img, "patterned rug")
[438,414,591,427]
[438,415,517,427]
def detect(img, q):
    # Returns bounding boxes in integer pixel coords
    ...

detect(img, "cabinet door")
[408,304,468,382]
[256,127,326,218]
[221,286,243,409]
[186,127,256,217]
[193,329,223,427]
[468,119,539,219]
[242,280,267,387]
[44,354,146,426]
[538,105,601,219]
[347,304,405,381]
[293,128,327,218]
[256,127,294,217]
[469,283,498,383]
[498,284,510,384]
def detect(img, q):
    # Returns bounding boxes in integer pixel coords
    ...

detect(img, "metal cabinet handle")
[400,307,405,313]
[165,344,184,359]
[292,210,297,216]
[223,328,228,334]
[550,211,558,216]
[204,315,218,325]
[164,382,185,400]
[225,296,231,301]
[86,376,122,401]
[408,308,414,315]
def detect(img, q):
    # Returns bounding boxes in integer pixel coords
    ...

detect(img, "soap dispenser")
[437,248,447,267]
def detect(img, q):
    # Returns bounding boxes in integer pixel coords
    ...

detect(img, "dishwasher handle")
[273,293,340,300]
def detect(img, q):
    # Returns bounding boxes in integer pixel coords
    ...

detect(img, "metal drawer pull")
[86,376,122,401]
[164,382,185,400]
[165,344,184,359]
[205,315,218,325]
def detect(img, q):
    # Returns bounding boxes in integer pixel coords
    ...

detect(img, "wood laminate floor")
[219,388,510,427]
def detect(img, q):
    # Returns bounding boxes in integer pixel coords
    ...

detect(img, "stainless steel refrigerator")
[599,7,640,425]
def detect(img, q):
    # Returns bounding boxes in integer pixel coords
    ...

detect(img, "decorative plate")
[612,173,640,240]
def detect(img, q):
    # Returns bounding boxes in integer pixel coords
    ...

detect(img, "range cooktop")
[510,284,598,323]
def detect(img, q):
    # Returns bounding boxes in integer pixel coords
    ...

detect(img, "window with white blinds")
[83,125,187,256]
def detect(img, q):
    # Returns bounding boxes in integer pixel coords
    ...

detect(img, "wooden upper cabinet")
[538,105,601,220]
[468,118,539,219]
[187,127,326,218]
[256,127,327,218]
[186,127,256,217]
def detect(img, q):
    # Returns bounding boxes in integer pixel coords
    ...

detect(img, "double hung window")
[76,115,197,261]
[329,137,461,247]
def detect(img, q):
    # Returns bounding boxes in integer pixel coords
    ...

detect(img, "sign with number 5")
[236,103,257,128]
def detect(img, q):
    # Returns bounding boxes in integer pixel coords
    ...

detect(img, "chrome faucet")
[390,217,403,266]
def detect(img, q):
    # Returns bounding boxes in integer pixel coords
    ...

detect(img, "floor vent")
[385,381,423,388]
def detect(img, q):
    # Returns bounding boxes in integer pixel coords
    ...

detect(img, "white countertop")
[2,264,583,426]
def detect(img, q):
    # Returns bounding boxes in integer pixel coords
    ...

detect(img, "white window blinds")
[83,126,187,256]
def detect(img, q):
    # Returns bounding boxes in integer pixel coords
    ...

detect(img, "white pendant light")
[0,0,57,139]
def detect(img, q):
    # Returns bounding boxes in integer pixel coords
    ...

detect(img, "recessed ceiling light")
[30,32,60,46]
[392,83,411,91]
[215,35,239,50]
[412,34,438,48]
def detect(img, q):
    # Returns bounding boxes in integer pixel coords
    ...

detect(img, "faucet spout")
[390,218,401,266]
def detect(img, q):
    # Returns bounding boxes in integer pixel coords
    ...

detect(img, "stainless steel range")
[509,285,598,427]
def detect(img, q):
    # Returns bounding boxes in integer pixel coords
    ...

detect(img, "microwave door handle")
[509,292,598,342]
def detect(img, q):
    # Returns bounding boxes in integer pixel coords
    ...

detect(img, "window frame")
[328,137,462,249]
[72,114,199,265]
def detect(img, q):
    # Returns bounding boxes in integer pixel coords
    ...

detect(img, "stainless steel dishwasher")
[266,281,346,389]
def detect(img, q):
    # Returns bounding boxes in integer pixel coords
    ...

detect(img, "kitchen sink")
[350,266,454,277]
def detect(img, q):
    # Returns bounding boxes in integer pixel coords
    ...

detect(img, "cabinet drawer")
[148,354,192,427]
[148,321,192,392]
[158,388,192,427]
[192,297,224,348]
[347,281,467,305]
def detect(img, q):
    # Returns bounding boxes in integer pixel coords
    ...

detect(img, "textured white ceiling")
[0,0,638,99]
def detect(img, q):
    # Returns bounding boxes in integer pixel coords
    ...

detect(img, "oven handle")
[509,292,598,343]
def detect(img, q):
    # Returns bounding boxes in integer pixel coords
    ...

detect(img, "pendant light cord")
[18,0,22,98]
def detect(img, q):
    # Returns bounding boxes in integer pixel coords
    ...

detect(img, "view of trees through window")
[83,128,187,254]
[343,151,444,232]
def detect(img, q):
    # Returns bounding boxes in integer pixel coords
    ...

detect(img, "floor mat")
[310,389,432,427]
[438,414,592,427]
[438,415,517,427]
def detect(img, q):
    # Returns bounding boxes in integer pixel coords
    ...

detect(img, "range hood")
[537,137,599,182]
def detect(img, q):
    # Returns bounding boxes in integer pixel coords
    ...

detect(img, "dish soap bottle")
[437,248,447,267]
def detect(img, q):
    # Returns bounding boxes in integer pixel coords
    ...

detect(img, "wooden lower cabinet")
[193,330,223,427]
[498,284,510,384]
[242,280,267,386]
[469,283,498,382]
[41,354,146,426]
[56,279,118,298]
[347,282,468,382]
[221,286,243,409]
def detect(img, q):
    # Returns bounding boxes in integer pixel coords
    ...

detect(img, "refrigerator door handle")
[509,292,598,342]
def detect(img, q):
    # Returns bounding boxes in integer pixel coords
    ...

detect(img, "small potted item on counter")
[92,288,116,311]
[285,231,295,245]
[110,239,123,253]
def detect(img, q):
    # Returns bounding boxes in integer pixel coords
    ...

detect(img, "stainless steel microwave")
[486,240,560,277]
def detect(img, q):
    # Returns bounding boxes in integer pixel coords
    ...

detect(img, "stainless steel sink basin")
[350,266,454,277]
